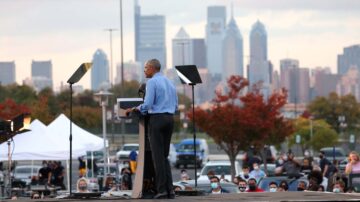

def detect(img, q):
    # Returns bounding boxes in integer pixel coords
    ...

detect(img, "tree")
[189,75,292,179]
[308,92,360,133]
[0,98,30,120]
[289,117,338,153]
[31,96,54,125]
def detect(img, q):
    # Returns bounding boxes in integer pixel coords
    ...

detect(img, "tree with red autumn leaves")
[189,75,293,178]
[0,98,30,120]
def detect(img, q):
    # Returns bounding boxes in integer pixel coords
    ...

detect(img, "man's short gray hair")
[146,59,161,71]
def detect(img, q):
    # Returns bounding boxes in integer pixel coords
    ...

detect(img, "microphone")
[138,83,146,99]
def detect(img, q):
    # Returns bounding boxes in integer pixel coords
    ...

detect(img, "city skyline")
[0,0,359,90]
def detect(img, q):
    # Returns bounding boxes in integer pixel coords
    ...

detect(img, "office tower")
[248,20,270,97]
[312,67,339,98]
[172,27,207,69]
[91,49,110,91]
[172,27,192,66]
[134,0,166,72]
[280,59,299,103]
[222,9,243,81]
[31,60,53,91]
[337,67,360,100]
[206,6,226,78]
[191,39,207,68]
[338,45,360,75]
[0,61,16,85]
[298,68,310,103]
[115,60,142,83]
[271,70,280,93]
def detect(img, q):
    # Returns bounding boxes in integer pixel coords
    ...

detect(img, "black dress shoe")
[153,192,168,199]
[168,192,175,199]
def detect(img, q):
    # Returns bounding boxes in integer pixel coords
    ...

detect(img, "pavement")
[6,192,360,202]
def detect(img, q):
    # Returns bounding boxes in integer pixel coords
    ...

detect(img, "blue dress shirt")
[138,72,178,114]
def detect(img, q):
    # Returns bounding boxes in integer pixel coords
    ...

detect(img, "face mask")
[211,182,219,189]
[249,184,256,191]
[319,155,323,159]
[254,166,259,170]
[333,188,340,193]
[269,188,277,192]
[239,186,246,192]
[79,185,87,191]
[278,159,284,164]
[297,187,305,191]
[244,174,249,179]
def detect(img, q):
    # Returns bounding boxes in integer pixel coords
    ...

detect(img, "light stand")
[175,65,202,189]
[67,63,92,196]
[94,90,113,187]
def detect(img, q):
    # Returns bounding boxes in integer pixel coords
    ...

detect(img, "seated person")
[207,176,229,194]
[238,179,247,192]
[246,178,264,192]
[76,177,89,193]
[269,181,278,192]
[103,176,117,192]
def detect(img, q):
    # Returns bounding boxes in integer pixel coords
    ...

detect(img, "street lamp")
[94,90,113,184]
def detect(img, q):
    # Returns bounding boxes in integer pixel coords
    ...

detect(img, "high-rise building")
[298,68,310,103]
[312,67,339,98]
[31,60,53,91]
[222,10,243,81]
[172,27,207,69]
[91,49,110,91]
[338,45,360,75]
[172,27,192,67]
[248,20,270,97]
[115,60,142,83]
[337,67,360,100]
[0,61,16,85]
[206,6,226,77]
[134,0,166,73]
[280,59,299,103]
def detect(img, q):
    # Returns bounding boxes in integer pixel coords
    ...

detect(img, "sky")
[0,0,360,91]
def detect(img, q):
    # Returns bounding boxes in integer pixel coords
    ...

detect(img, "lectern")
[117,98,155,199]
[175,65,202,188]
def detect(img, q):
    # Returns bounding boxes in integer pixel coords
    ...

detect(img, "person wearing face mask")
[239,165,251,181]
[76,178,89,193]
[297,181,307,191]
[332,181,345,193]
[268,181,278,192]
[249,163,266,182]
[238,179,247,192]
[207,176,229,194]
[246,178,264,192]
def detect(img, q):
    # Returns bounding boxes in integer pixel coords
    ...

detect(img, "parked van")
[175,138,209,168]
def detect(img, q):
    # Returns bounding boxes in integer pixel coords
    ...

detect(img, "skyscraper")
[222,9,243,81]
[248,20,270,97]
[134,0,166,75]
[338,45,360,75]
[91,49,110,91]
[280,59,299,103]
[172,27,207,69]
[206,6,226,78]
[0,61,16,85]
[31,60,53,91]
[172,27,191,66]
[312,67,339,98]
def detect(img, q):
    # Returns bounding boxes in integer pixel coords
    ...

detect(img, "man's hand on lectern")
[125,107,138,116]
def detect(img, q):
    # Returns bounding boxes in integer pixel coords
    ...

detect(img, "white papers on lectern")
[117,98,143,118]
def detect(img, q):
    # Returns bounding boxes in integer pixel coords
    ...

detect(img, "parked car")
[13,165,42,185]
[197,160,241,182]
[173,179,239,193]
[116,143,139,161]
[258,175,309,191]
[320,147,347,161]
[175,138,209,168]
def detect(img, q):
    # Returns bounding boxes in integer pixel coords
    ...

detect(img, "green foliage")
[289,117,338,152]
[308,92,360,133]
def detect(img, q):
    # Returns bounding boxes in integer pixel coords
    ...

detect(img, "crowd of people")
[182,150,360,194]
[31,160,66,190]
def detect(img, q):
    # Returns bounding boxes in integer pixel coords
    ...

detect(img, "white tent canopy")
[0,114,104,161]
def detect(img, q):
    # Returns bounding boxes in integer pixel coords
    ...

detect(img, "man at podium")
[126,58,178,199]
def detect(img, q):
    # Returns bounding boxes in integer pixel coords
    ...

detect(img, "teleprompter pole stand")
[175,65,202,191]
[67,63,92,196]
